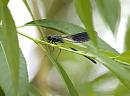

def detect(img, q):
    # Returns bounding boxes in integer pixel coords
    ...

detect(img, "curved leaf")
[25,19,117,52]
[47,54,79,96]
[18,50,29,96]
[25,19,85,34]
[97,52,130,89]
[0,43,15,96]
[115,51,130,65]
[0,2,29,95]
[75,0,97,46]
[24,19,130,89]
[95,0,121,33]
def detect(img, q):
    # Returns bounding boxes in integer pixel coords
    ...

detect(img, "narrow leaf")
[100,50,118,58]
[115,51,130,65]
[84,43,130,89]
[97,52,130,89]
[0,87,5,96]
[18,50,29,96]
[0,1,19,95]
[0,43,15,96]
[124,16,130,50]
[22,0,44,38]
[95,0,121,33]
[24,19,130,89]
[25,19,85,34]
[29,84,41,96]
[1,0,9,6]
[47,54,79,96]
[23,0,34,19]
[0,3,2,22]
[75,0,97,46]
[25,19,116,52]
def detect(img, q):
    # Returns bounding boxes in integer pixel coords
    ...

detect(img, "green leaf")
[99,50,118,58]
[0,87,5,96]
[0,3,2,22]
[24,19,130,89]
[29,84,41,96]
[114,84,130,96]
[124,16,130,50]
[0,2,19,95]
[25,19,85,34]
[1,0,9,6]
[0,43,15,96]
[115,51,130,65]
[95,0,121,33]
[25,19,117,52]
[96,50,130,89]
[22,0,44,38]
[0,46,29,96]
[23,0,34,19]
[75,0,97,46]
[47,54,79,96]
[18,50,29,96]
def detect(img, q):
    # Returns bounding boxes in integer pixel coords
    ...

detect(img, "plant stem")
[18,31,95,59]
[23,0,44,39]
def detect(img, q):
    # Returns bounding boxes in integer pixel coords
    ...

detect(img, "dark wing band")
[63,32,90,43]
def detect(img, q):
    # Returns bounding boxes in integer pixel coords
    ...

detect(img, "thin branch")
[18,31,95,59]
[22,0,44,38]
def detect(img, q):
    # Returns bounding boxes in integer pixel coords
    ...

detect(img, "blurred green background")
[8,0,130,96]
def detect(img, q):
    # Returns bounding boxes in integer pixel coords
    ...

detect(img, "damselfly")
[47,32,89,44]
[46,32,96,64]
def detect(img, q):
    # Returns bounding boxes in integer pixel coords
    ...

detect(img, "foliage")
[0,0,130,96]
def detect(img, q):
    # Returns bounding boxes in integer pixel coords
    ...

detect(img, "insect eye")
[47,35,52,40]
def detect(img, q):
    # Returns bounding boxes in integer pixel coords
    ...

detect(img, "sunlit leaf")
[115,51,130,65]
[95,0,121,33]
[0,43,15,96]
[99,50,118,58]
[0,1,20,95]
[0,44,28,96]
[75,0,97,46]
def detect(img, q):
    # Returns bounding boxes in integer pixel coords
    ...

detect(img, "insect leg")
[83,55,97,64]
[56,49,61,61]
[54,42,57,45]
[51,41,55,52]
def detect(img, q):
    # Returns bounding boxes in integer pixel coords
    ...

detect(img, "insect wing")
[62,32,90,43]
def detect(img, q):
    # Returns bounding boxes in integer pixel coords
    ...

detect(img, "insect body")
[47,35,64,44]
[46,32,91,61]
